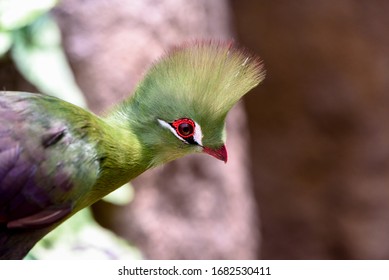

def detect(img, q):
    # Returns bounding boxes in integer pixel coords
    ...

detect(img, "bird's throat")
[86,117,147,202]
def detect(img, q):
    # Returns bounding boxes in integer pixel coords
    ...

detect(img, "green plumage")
[0,41,264,259]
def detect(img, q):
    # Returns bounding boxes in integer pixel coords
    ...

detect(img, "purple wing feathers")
[0,94,72,229]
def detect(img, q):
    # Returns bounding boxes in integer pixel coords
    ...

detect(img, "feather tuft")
[132,40,265,123]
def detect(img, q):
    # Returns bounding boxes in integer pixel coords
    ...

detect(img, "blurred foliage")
[11,14,88,107]
[0,0,57,30]
[26,208,141,260]
[104,182,135,206]
[0,0,86,107]
[1,0,137,258]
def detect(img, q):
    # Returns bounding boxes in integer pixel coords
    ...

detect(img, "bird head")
[116,41,264,167]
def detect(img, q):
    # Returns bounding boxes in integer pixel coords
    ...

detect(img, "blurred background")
[1,0,389,259]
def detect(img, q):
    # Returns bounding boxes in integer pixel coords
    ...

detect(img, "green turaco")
[0,41,264,259]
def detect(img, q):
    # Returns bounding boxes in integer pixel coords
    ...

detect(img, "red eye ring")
[172,118,195,138]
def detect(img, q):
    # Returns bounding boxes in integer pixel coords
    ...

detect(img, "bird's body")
[0,41,264,259]
[0,92,157,258]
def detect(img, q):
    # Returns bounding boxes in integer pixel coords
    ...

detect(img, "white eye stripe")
[158,119,203,146]
[192,121,203,146]
[158,119,185,142]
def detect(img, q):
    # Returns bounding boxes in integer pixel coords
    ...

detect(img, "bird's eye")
[178,123,193,136]
[172,118,195,138]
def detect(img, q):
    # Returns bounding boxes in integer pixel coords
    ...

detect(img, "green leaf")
[0,30,11,57]
[102,183,135,206]
[11,14,87,108]
[0,0,58,31]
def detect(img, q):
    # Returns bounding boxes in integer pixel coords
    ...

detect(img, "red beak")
[203,144,228,163]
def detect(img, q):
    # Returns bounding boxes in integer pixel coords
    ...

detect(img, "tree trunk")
[232,0,389,259]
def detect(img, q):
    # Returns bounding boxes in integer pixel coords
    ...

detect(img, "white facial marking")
[158,119,203,146]
[157,119,184,141]
[193,120,203,146]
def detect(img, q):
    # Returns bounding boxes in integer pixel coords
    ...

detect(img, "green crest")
[133,41,265,125]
